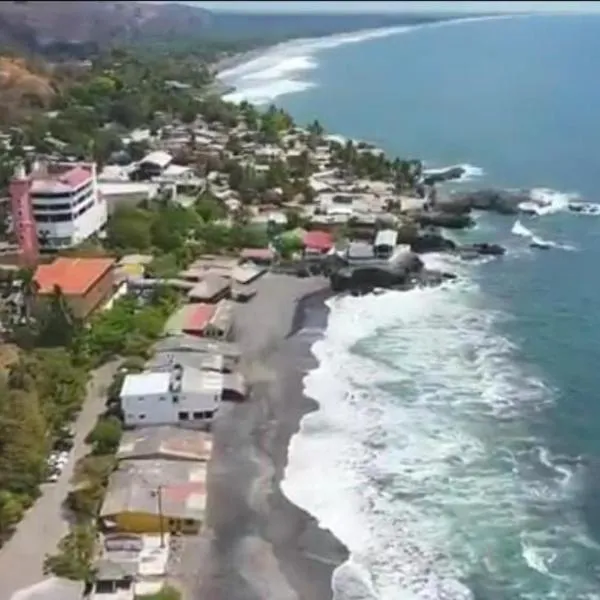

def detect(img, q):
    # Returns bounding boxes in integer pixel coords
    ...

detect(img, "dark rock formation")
[440,189,530,215]
[410,233,456,253]
[330,252,425,294]
[412,211,474,229]
[423,166,465,186]
[455,242,506,259]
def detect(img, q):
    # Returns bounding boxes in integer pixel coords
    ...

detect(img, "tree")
[16,267,38,326]
[195,192,226,223]
[37,285,78,348]
[44,525,96,581]
[86,416,122,456]
[0,490,24,534]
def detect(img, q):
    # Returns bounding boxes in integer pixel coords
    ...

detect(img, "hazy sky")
[191,1,600,14]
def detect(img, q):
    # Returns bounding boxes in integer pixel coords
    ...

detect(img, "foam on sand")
[220,15,525,105]
[282,253,598,600]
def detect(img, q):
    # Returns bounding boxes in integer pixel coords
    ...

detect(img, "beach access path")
[0,360,120,600]
[184,273,348,600]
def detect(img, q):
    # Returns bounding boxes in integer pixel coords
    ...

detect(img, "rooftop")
[117,426,213,463]
[34,257,115,295]
[101,460,207,522]
[303,230,334,251]
[9,578,84,600]
[120,372,171,397]
[30,163,93,194]
[139,151,172,169]
[183,303,216,333]
[154,334,241,359]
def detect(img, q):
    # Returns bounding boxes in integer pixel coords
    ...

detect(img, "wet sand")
[195,274,348,600]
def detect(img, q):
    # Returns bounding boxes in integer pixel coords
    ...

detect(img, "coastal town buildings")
[34,256,116,319]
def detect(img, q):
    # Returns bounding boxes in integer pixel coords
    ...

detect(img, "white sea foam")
[283,253,599,599]
[220,15,522,105]
[511,218,576,251]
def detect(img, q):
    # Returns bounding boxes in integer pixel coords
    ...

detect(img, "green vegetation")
[105,197,269,279]
[43,524,96,581]
[137,584,182,600]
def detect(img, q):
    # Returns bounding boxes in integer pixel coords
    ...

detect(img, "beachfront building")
[100,459,207,534]
[10,161,108,251]
[116,426,213,463]
[374,229,398,259]
[119,364,223,428]
[34,256,116,319]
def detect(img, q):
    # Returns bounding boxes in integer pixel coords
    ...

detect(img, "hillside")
[0,2,465,59]
[0,1,214,57]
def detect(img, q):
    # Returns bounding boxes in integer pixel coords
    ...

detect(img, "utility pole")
[157,484,165,548]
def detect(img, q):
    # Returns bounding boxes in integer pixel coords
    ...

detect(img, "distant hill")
[0,1,464,59]
[0,1,213,58]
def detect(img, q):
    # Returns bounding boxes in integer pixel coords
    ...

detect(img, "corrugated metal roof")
[101,460,207,522]
[303,230,333,251]
[231,264,264,285]
[117,427,212,462]
[206,299,234,337]
[184,303,216,333]
[240,248,274,261]
[187,275,230,302]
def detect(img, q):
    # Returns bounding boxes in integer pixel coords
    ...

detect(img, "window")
[193,411,203,420]
[138,414,146,420]
[178,411,189,421]
[172,395,179,403]
[206,410,215,419]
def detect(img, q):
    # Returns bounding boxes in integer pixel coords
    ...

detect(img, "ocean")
[219,14,600,600]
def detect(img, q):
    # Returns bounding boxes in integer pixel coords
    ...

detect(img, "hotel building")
[10,161,108,257]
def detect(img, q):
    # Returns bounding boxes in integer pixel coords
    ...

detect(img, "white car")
[46,471,60,483]
[56,451,70,466]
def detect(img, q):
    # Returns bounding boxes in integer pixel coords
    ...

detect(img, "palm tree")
[17,267,38,326]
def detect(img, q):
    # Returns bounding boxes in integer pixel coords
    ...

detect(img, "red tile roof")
[35,257,115,295]
[240,248,275,261]
[183,303,216,333]
[303,230,333,252]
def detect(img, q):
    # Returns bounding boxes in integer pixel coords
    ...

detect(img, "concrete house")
[120,365,223,428]
[374,229,398,259]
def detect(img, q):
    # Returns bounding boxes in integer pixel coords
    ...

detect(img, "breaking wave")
[511,219,576,252]
[518,188,599,217]
[282,254,599,600]
[219,15,523,105]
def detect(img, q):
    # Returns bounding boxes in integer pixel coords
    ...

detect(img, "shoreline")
[195,274,348,600]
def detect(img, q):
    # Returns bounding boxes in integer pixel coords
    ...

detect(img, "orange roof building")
[34,256,116,319]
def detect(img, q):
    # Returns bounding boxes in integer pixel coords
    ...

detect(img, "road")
[0,361,119,600]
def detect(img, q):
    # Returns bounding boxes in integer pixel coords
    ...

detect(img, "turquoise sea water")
[221,15,600,600]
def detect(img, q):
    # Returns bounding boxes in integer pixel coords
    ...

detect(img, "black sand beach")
[194,274,348,600]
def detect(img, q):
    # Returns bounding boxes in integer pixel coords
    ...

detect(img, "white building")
[120,365,223,428]
[30,162,107,249]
